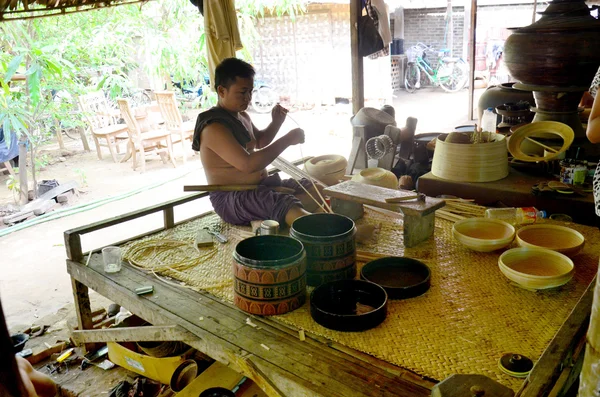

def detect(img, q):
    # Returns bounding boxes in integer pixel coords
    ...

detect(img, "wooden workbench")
[417,168,598,226]
[64,187,596,397]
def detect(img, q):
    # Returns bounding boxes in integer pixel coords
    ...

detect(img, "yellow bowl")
[498,247,574,290]
[452,218,515,252]
[516,224,585,257]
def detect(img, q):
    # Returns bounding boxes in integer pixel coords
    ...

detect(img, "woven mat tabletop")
[120,209,600,391]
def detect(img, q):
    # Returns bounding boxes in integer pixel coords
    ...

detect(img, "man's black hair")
[214,58,255,91]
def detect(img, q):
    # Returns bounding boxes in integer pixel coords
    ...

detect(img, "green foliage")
[73,168,88,187]
[0,0,307,186]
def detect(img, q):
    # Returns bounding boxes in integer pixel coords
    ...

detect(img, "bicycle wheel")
[439,62,468,93]
[404,63,420,93]
[251,86,277,113]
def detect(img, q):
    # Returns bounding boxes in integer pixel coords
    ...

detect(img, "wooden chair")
[154,91,195,163]
[78,91,129,162]
[117,98,176,173]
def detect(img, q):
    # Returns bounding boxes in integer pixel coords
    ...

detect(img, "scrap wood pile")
[435,198,486,222]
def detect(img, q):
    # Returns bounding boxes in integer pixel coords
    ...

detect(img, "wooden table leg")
[71,277,97,353]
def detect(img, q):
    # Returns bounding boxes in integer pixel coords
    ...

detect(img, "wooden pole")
[447,0,453,57]
[350,0,364,115]
[467,0,477,121]
[532,0,538,24]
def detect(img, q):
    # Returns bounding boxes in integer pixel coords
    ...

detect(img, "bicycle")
[404,43,469,93]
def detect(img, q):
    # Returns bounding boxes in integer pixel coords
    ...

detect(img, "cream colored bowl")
[498,247,574,290]
[304,155,348,186]
[516,224,585,257]
[452,218,515,252]
[351,168,398,190]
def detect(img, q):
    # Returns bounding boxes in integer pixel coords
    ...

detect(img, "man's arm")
[203,122,304,173]
[253,104,288,149]
[586,93,600,144]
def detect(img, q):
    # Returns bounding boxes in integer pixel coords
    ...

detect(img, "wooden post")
[164,207,175,229]
[467,0,477,121]
[55,118,65,150]
[350,0,364,115]
[79,126,91,151]
[71,278,96,353]
[447,0,453,57]
[18,140,28,205]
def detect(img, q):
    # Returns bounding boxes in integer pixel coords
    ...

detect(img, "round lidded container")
[233,236,306,316]
[290,213,357,287]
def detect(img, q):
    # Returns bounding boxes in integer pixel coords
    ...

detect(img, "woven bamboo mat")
[121,210,600,391]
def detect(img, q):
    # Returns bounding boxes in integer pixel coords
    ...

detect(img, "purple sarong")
[209,173,313,226]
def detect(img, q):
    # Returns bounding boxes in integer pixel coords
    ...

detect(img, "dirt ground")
[0,88,478,330]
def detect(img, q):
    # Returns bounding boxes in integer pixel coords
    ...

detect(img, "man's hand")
[285,128,305,146]
[271,104,289,126]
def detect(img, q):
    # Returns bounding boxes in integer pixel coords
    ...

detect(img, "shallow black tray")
[310,279,388,332]
[360,257,431,299]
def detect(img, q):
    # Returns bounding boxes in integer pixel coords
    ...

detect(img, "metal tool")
[385,193,426,203]
[204,228,228,243]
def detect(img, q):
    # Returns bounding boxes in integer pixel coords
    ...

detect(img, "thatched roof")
[0,0,148,21]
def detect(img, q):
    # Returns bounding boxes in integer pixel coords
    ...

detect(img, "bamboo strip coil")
[432,133,509,182]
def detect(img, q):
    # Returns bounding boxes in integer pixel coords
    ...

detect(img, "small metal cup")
[255,220,280,236]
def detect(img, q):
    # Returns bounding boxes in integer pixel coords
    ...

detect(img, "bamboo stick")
[525,137,558,153]
[184,184,259,192]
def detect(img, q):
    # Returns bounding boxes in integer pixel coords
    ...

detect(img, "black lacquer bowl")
[360,256,431,299]
[310,279,387,332]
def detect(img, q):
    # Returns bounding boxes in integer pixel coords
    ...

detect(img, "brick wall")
[252,3,392,105]
[403,7,465,70]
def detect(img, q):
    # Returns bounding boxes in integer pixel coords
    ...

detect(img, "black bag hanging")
[358,15,384,57]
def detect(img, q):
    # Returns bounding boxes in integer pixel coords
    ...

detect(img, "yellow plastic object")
[176,361,245,396]
[56,348,74,363]
[107,342,189,385]
[516,224,585,257]
[452,218,515,252]
[498,247,574,290]
[508,121,574,162]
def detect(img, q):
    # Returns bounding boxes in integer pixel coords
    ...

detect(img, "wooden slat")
[324,181,445,216]
[516,278,595,397]
[71,325,195,344]
[67,257,431,397]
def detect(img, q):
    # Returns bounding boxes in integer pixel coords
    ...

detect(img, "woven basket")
[431,133,509,182]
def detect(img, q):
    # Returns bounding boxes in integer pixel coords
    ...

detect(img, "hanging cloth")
[392,6,404,40]
[366,0,391,59]
[203,0,243,89]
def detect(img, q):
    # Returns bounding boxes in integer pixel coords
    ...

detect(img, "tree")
[0,0,306,204]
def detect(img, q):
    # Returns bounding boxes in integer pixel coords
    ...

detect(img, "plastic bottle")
[481,107,497,134]
[484,207,547,225]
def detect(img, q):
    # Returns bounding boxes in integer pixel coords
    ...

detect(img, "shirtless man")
[192,58,321,228]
